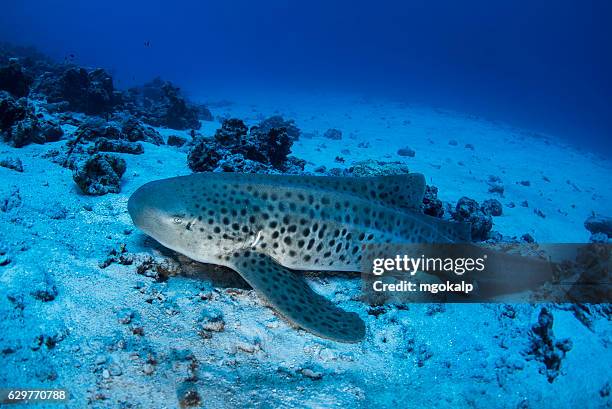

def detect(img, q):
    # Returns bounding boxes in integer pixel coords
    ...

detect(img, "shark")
[128,172,471,342]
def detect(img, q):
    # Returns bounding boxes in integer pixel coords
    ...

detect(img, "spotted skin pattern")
[229,250,365,342]
[128,172,470,342]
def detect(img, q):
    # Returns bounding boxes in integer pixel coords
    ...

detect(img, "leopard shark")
[127,172,471,342]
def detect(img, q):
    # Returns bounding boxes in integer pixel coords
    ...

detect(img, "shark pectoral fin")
[228,250,366,343]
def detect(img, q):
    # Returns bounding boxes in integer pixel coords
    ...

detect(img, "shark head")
[128,176,253,262]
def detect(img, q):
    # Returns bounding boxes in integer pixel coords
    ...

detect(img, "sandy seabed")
[1,90,610,408]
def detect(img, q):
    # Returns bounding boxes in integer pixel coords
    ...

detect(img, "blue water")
[1,3,612,407]
[1,0,611,154]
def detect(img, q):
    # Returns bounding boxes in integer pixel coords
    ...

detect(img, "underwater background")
[0,0,611,408]
[2,0,612,155]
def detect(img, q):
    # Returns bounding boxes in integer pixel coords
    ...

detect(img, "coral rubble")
[323,128,342,140]
[0,156,24,172]
[526,308,572,383]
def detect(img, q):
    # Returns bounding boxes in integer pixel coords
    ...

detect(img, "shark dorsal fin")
[293,174,426,212]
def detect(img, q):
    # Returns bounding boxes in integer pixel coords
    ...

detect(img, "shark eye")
[172,216,183,224]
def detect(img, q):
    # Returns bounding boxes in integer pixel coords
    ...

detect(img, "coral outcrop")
[423,185,444,218]
[0,92,64,147]
[0,59,33,97]
[122,78,202,130]
[188,117,304,174]
[62,116,162,159]
[37,67,117,115]
[452,197,493,241]
[584,215,612,238]
[481,198,503,216]
[95,138,144,155]
[252,115,300,141]
[73,153,127,195]
[167,135,187,147]
[0,91,27,131]
[120,116,164,145]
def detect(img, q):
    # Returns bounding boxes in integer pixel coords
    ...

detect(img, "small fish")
[144,41,151,47]
[128,172,470,342]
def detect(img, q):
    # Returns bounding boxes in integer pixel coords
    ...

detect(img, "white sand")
[0,91,610,408]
